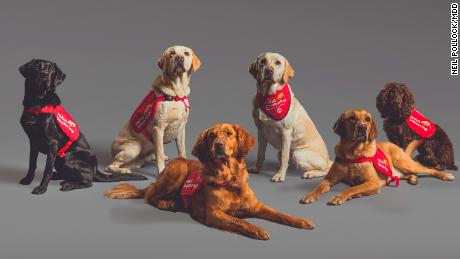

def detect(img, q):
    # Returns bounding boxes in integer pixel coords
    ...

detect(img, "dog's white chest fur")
[152,100,189,144]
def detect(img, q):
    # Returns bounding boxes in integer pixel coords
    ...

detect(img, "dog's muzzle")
[263,68,274,81]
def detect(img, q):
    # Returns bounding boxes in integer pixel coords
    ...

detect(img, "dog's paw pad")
[254,230,270,240]
[299,220,316,230]
[444,173,454,181]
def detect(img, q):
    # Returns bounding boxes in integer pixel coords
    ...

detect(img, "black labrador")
[19,59,147,194]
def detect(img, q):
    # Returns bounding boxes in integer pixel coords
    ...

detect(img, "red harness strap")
[129,91,190,141]
[24,104,80,157]
[342,148,400,187]
[256,83,291,120]
[405,108,437,143]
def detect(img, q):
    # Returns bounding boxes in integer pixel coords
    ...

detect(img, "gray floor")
[1,0,459,258]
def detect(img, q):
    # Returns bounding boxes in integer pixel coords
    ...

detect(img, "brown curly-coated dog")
[376,82,457,173]
[105,123,315,240]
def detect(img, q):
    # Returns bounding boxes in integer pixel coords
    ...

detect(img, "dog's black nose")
[357,124,367,132]
[215,142,224,151]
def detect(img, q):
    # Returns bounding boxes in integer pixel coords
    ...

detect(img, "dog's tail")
[104,183,146,199]
[94,170,148,182]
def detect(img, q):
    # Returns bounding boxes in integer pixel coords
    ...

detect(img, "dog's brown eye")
[170,50,176,56]
[209,132,216,138]
[225,131,232,137]
[260,59,266,64]
[184,51,190,56]
[365,117,371,122]
[275,60,281,65]
[349,116,356,121]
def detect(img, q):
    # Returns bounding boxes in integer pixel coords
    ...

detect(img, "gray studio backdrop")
[1,1,459,259]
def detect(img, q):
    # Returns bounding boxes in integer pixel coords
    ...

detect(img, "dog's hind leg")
[58,165,93,192]
[105,141,142,174]
[291,149,328,179]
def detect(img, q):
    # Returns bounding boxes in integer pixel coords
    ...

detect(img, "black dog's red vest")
[405,109,437,141]
[340,148,400,187]
[256,83,291,120]
[24,105,80,157]
[130,91,190,141]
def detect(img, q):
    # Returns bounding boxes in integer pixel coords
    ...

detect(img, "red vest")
[256,83,291,120]
[345,148,399,187]
[130,91,190,140]
[180,170,204,209]
[405,109,436,140]
[24,105,80,157]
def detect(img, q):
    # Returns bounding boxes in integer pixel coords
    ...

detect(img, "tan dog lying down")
[249,52,332,182]
[105,46,201,174]
[300,108,454,206]
[105,124,315,240]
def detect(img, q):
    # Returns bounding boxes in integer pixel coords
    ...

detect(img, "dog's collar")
[256,83,291,120]
[335,148,399,187]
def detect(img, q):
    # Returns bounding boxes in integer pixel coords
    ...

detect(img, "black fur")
[19,59,147,194]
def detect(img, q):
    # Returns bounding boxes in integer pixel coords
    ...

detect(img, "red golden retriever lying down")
[105,123,315,240]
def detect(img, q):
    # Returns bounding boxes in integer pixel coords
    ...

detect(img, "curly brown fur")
[376,82,457,171]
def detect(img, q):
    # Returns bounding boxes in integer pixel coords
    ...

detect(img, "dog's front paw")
[327,195,346,206]
[302,170,327,179]
[271,173,285,182]
[31,185,47,195]
[19,176,33,185]
[297,219,316,230]
[407,175,418,185]
[252,229,270,240]
[299,193,319,204]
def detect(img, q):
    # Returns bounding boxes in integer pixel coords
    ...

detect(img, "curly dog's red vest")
[24,105,80,157]
[257,83,291,120]
[130,91,190,140]
[405,109,436,141]
[341,148,400,187]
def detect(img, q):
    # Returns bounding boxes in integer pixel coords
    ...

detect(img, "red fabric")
[347,148,400,187]
[405,108,436,140]
[24,105,80,157]
[180,170,204,209]
[256,83,291,120]
[130,91,190,138]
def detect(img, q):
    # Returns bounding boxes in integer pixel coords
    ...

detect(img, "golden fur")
[105,124,315,240]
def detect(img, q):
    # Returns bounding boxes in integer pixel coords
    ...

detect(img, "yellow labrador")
[249,52,332,182]
[105,46,201,174]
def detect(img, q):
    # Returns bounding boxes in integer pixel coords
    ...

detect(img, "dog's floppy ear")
[368,116,378,141]
[192,51,201,72]
[192,128,210,163]
[248,57,259,79]
[233,125,256,159]
[19,60,34,78]
[282,60,295,83]
[157,52,166,70]
[333,112,346,138]
[53,62,66,87]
